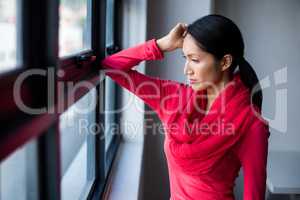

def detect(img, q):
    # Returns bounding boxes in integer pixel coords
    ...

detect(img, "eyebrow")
[181,52,200,57]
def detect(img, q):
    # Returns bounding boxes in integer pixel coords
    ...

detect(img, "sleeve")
[237,120,270,200]
[100,39,184,118]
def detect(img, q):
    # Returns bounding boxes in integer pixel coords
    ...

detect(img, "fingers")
[175,22,188,29]
[182,29,188,37]
[179,23,188,37]
[178,23,187,29]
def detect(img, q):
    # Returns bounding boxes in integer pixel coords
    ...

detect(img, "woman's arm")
[237,120,270,200]
[100,39,184,117]
[101,21,188,70]
[101,39,164,71]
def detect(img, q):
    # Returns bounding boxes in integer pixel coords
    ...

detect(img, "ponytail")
[238,57,263,110]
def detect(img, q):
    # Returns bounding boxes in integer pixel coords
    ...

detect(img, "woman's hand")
[156,23,188,52]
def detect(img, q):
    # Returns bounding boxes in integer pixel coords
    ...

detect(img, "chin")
[191,83,207,91]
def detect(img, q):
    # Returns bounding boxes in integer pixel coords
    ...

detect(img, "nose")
[184,61,193,76]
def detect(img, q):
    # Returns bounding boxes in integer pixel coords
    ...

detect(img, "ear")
[220,54,233,71]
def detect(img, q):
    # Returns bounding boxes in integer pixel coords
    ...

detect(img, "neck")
[206,73,233,110]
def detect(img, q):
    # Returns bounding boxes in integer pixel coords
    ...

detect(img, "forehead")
[182,34,205,56]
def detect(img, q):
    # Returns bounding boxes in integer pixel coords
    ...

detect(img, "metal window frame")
[88,0,122,199]
[1,0,123,199]
[103,0,122,181]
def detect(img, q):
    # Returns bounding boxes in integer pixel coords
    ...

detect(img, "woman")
[101,14,270,200]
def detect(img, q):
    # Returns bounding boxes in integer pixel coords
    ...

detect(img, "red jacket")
[100,39,270,200]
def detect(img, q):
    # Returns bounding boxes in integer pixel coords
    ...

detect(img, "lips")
[188,79,199,84]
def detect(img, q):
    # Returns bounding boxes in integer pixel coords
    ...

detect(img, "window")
[60,89,96,200]
[0,140,38,200]
[0,0,122,199]
[59,0,91,57]
[0,0,20,73]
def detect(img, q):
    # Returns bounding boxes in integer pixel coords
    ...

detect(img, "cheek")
[194,60,219,82]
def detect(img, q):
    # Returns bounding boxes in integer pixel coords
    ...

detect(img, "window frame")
[103,0,122,180]
[0,0,123,199]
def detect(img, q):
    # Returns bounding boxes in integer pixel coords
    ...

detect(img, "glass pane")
[0,0,19,73]
[105,77,117,152]
[0,140,38,200]
[60,88,96,200]
[106,0,115,46]
[59,0,91,57]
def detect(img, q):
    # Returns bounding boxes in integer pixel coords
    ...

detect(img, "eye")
[191,59,199,63]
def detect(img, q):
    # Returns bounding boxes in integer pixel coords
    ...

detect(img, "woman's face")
[182,33,222,91]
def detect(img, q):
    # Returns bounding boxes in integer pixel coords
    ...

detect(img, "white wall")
[214,0,300,152]
[214,1,300,199]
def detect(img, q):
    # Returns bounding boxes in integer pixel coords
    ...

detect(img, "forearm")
[101,39,164,71]
[99,38,167,114]
[99,37,185,119]
[156,37,171,52]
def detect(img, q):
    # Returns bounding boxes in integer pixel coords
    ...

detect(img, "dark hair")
[187,14,262,110]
